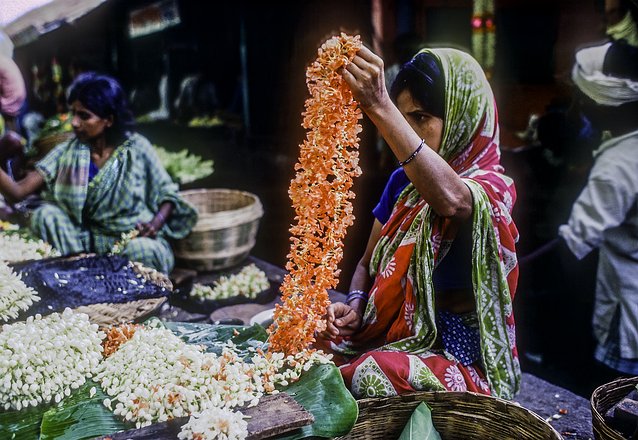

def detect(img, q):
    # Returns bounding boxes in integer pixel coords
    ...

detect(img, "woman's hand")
[342,45,392,112]
[319,302,363,340]
[136,214,165,238]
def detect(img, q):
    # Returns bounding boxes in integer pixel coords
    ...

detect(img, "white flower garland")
[190,264,270,301]
[111,229,140,254]
[0,233,59,263]
[178,406,248,440]
[0,309,104,411]
[0,261,40,322]
[96,322,333,429]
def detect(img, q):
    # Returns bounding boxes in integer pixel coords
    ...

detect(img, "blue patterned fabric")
[438,311,482,366]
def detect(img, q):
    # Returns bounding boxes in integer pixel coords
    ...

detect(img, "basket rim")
[179,188,264,230]
[353,390,563,438]
[590,376,638,439]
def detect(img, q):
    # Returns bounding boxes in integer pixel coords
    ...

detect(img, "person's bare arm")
[0,168,44,202]
[346,219,382,316]
[342,45,472,221]
[320,220,383,339]
[136,201,174,238]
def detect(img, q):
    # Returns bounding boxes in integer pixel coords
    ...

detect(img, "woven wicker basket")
[32,132,73,159]
[173,189,264,271]
[335,391,562,440]
[591,376,638,440]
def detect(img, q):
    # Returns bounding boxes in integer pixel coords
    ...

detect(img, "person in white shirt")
[559,39,638,375]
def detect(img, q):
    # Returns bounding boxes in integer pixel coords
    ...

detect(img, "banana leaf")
[397,402,442,440]
[0,401,48,440]
[39,380,130,440]
[163,321,269,359]
[277,364,358,439]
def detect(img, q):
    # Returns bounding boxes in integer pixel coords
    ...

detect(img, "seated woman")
[318,47,520,400]
[0,73,198,273]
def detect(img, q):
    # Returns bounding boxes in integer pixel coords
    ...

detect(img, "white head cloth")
[572,42,638,106]
[0,29,13,59]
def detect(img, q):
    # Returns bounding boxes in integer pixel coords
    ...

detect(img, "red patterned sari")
[327,48,520,400]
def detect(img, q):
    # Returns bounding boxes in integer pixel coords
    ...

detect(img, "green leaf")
[0,402,48,440]
[153,145,214,184]
[39,380,130,440]
[164,321,268,359]
[397,402,442,440]
[277,363,358,439]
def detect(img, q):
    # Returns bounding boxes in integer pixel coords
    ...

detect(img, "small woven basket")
[31,132,73,159]
[591,376,638,440]
[335,391,562,440]
[173,189,264,271]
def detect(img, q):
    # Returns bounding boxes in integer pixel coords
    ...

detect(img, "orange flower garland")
[268,33,363,355]
[102,323,141,358]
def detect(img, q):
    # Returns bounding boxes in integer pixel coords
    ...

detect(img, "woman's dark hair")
[390,51,445,119]
[67,72,135,143]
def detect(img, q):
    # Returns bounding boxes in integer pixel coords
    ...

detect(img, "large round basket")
[334,391,562,440]
[173,189,264,271]
[591,376,638,440]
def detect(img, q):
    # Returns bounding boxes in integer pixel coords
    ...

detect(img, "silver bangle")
[398,139,425,167]
[345,290,368,304]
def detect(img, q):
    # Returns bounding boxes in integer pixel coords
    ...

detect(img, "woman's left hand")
[342,45,392,112]
[136,215,164,238]
[318,302,363,340]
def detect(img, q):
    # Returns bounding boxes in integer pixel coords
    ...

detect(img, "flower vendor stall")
[0,32,597,440]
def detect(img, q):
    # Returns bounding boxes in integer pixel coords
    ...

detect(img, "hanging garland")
[472,0,496,78]
[268,34,363,355]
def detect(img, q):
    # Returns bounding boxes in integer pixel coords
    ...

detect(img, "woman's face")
[396,89,444,153]
[70,100,112,144]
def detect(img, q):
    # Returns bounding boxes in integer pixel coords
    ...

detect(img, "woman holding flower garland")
[318,46,520,400]
[0,73,197,273]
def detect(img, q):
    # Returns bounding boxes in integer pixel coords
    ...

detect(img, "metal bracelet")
[398,139,425,167]
[345,289,368,304]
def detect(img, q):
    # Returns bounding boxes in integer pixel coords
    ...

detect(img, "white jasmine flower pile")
[95,321,332,429]
[191,264,270,301]
[178,406,248,440]
[0,233,59,263]
[0,261,40,322]
[0,309,104,411]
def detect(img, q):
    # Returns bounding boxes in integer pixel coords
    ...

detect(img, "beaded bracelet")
[345,289,368,305]
[155,211,166,224]
[398,139,425,167]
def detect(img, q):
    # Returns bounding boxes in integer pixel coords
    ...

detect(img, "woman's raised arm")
[342,45,472,221]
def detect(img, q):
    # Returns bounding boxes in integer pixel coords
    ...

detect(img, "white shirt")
[559,129,638,359]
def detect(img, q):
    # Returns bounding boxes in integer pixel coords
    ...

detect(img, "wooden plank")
[93,392,313,440]
[243,393,314,440]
